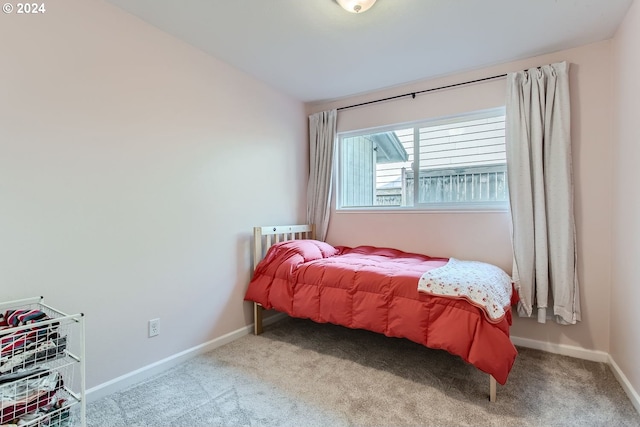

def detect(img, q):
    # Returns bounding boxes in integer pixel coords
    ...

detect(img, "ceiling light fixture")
[336,0,377,14]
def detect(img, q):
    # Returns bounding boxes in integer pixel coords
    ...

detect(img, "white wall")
[611,0,640,402]
[308,40,614,354]
[0,0,307,388]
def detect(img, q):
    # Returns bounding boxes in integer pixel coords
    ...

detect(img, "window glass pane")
[374,128,413,207]
[417,114,508,204]
[338,108,508,210]
[340,129,413,207]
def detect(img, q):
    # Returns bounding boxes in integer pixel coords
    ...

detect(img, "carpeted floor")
[87,317,640,426]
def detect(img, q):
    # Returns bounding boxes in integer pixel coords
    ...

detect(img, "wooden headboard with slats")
[252,224,316,270]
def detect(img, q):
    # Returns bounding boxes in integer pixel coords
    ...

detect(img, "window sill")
[336,203,510,214]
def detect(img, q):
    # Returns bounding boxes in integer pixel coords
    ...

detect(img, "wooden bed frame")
[250,223,498,402]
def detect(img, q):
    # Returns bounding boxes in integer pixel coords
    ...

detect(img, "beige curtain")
[506,61,580,325]
[307,110,337,241]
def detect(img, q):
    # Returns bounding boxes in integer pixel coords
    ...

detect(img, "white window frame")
[336,107,509,212]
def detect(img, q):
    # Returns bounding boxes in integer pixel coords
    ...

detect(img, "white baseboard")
[86,313,287,402]
[510,335,609,363]
[608,355,640,415]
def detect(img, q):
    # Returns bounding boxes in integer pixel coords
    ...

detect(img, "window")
[337,108,508,210]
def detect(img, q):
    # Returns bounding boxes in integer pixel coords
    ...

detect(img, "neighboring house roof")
[372,132,408,163]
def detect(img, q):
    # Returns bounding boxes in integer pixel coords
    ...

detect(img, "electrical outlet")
[149,318,160,337]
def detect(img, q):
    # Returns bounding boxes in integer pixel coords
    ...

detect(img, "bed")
[244,224,517,402]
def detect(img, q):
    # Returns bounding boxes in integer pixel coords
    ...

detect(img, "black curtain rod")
[337,73,508,111]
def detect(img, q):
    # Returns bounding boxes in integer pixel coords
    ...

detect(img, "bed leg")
[254,302,263,335]
[489,375,497,402]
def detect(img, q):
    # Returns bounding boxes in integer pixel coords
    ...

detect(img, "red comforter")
[244,239,517,384]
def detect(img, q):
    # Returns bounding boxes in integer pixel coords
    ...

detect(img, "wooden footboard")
[252,224,315,336]
[250,223,499,402]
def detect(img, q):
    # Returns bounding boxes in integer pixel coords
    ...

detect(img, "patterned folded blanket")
[418,258,513,322]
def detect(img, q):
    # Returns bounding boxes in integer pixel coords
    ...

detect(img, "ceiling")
[105,0,633,103]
